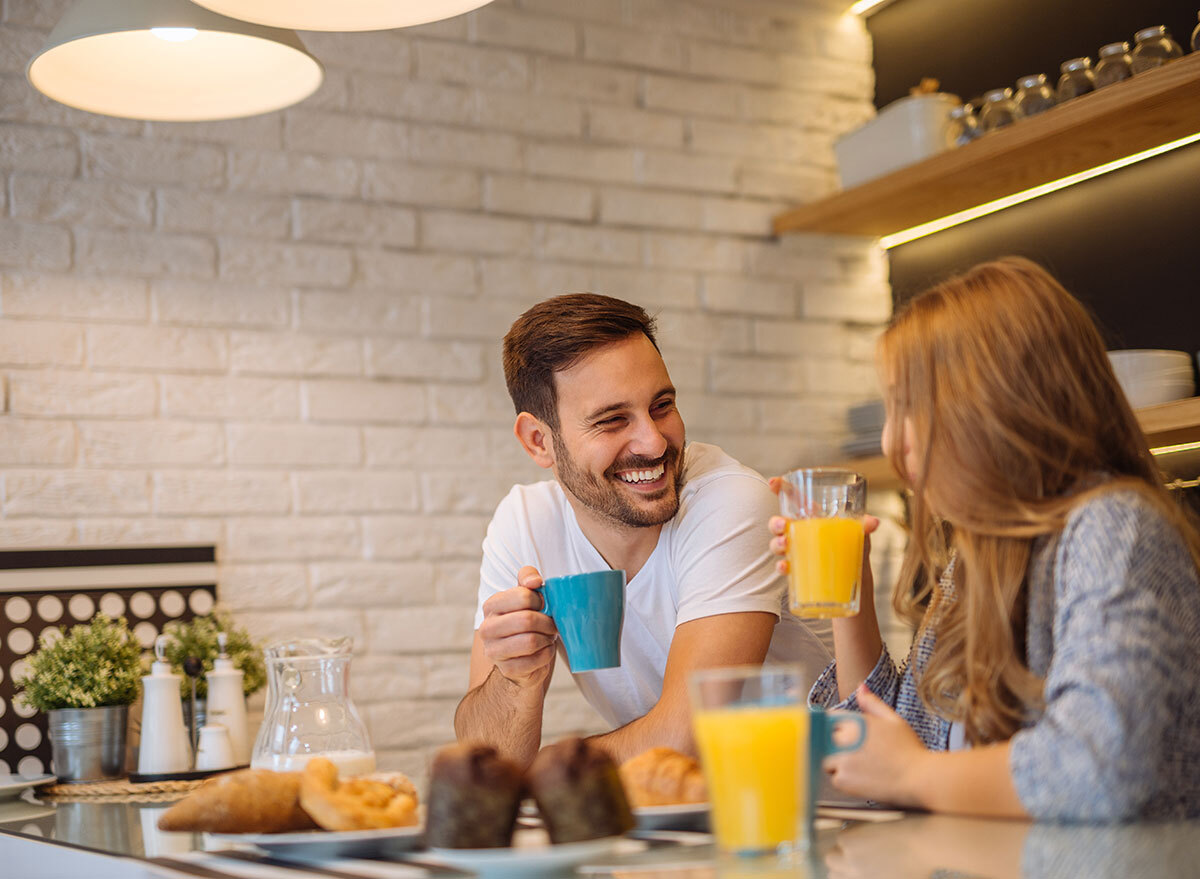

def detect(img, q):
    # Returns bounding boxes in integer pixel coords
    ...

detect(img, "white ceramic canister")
[137,635,192,774]
[195,724,236,771]
[205,632,250,765]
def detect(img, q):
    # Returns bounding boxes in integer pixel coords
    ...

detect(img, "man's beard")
[553,435,686,528]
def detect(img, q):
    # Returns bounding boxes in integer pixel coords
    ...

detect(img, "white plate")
[633,802,709,832]
[0,800,56,825]
[0,774,56,802]
[207,824,423,862]
[425,828,639,879]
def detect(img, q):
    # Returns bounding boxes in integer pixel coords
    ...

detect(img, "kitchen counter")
[2,793,1199,878]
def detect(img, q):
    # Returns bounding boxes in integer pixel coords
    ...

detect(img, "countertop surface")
[2,793,1200,879]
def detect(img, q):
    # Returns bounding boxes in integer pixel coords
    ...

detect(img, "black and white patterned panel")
[0,546,217,777]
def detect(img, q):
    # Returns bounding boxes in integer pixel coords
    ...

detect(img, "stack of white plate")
[1107,349,1196,409]
[841,399,886,458]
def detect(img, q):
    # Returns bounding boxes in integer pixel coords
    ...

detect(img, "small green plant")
[18,614,143,712]
[161,613,265,700]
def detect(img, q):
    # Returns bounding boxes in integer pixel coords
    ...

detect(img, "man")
[454,293,831,767]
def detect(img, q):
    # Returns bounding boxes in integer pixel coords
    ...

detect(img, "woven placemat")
[40,778,201,802]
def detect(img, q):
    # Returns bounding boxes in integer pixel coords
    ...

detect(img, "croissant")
[157,769,317,833]
[618,747,707,808]
[299,757,419,831]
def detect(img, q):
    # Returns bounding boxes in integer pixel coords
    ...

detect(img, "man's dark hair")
[503,293,659,430]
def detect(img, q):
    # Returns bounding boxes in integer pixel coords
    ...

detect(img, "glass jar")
[948,103,983,146]
[979,88,1016,131]
[250,636,375,775]
[1130,25,1182,74]
[1094,41,1133,88]
[1014,74,1056,118]
[1056,57,1095,102]
[1192,12,1200,53]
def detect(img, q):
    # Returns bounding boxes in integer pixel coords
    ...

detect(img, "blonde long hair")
[879,257,1200,744]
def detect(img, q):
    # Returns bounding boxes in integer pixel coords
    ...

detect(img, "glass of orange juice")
[690,664,865,856]
[778,468,866,619]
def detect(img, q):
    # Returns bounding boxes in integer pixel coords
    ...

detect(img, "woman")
[770,257,1200,820]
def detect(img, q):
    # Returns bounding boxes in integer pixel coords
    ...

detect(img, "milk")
[251,749,377,776]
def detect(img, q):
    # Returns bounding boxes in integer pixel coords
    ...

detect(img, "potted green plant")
[160,613,265,728]
[18,613,142,783]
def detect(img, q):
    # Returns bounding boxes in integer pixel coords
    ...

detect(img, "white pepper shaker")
[205,632,250,765]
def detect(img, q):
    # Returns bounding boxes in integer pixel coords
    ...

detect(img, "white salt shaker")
[138,635,192,774]
[205,632,250,766]
[195,724,236,771]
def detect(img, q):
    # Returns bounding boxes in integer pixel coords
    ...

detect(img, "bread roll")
[618,746,707,807]
[157,769,317,833]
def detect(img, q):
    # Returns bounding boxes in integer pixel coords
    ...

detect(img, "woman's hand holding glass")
[766,475,879,594]
[768,475,885,703]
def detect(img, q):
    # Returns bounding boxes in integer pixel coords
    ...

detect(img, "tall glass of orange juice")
[778,469,866,618]
[690,665,808,856]
[690,665,867,858]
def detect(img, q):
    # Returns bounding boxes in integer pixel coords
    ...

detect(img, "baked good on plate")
[527,737,634,843]
[299,757,419,831]
[157,769,317,833]
[425,743,524,848]
[618,746,707,807]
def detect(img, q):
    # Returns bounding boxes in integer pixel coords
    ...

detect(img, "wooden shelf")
[773,53,1200,238]
[832,396,1200,493]
[1139,395,1200,448]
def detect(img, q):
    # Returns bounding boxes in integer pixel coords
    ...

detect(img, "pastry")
[527,737,634,843]
[618,746,707,807]
[299,757,420,831]
[425,743,524,848]
[157,769,317,833]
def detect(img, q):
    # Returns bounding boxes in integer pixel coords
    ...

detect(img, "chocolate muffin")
[424,743,524,849]
[527,737,635,843]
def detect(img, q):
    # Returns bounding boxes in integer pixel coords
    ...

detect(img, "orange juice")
[786,516,864,618]
[692,704,808,853]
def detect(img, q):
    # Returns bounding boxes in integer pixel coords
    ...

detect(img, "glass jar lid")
[984,87,1013,101]
[1134,25,1169,42]
[1061,57,1092,73]
[1016,74,1048,89]
[1099,41,1130,57]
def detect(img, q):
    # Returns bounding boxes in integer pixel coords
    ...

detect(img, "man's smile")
[614,463,666,486]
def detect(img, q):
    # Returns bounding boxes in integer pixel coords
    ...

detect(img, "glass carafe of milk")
[250,636,375,775]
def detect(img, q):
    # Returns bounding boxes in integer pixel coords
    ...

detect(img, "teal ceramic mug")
[538,570,625,672]
[807,706,868,820]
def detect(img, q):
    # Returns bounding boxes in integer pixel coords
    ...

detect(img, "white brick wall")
[0,0,892,782]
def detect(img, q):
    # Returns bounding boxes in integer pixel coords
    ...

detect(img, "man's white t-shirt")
[474,442,834,729]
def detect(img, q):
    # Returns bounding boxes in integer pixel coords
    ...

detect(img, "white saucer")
[0,774,56,803]
[208,824,424,862]
[633,802,709,832]
[425,828,641,878]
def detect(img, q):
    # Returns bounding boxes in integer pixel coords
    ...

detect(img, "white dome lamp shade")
[190,0,498,32]
[27,0,323,121]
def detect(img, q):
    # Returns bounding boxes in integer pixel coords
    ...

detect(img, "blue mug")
[538,570,625,673]
[807,706,868,816]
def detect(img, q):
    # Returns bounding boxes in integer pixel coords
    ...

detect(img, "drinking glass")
[690,664,865,856]
[778,468,866,619]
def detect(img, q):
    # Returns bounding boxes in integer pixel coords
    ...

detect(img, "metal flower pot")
[46,705,129,783]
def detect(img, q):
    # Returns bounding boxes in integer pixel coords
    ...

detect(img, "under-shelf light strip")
[879,131,1200,250]
[849,0,892,15]
[1150,440,1200,457]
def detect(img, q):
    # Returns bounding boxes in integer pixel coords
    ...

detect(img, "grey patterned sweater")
[810,489,1200,821]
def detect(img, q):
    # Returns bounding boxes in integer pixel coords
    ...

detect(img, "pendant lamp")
[27,0,323,121]
[190,0,498,33]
